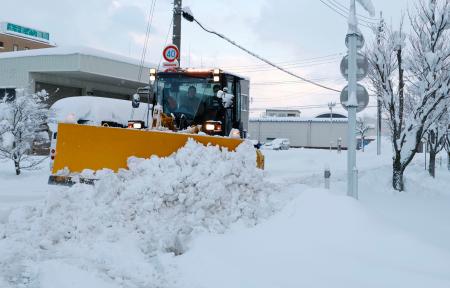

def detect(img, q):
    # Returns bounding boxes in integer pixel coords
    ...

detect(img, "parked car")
[261,138,290,150]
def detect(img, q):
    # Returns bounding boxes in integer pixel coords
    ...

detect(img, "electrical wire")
[228,58,342,73]
[250,105,377,111]
[328,0,378,21]
[252,77,344,86]
[325,0,378,25]
[138,0,157,82]
[189,17,341,93]
[318,0,375,29]
[219,52,345,70]
[158,16,174,71]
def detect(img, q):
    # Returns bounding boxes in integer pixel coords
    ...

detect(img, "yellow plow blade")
[52,123,263,176]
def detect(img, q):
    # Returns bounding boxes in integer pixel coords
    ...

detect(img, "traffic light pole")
[347,0,358,199]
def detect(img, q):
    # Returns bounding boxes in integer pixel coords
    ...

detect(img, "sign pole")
[172,0,182,66]
[347,0,358,199]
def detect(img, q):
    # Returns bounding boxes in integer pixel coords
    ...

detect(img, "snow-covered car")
[261,138,290,150]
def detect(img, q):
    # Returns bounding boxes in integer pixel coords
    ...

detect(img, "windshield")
[156,76,223,123]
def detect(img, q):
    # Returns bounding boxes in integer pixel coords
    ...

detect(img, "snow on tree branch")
[0,89,50,175]
[367,0,450,191]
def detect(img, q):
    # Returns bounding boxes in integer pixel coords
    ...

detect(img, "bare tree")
[426,110,449,177]
[356,117,372,152]
[368,0,450,191]
[445,124,450,171]
[0,89,49,175]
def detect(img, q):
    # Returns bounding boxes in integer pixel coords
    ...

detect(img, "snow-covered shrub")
[0,89,49,175]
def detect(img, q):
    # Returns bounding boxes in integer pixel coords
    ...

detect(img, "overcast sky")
[1,0,413,116]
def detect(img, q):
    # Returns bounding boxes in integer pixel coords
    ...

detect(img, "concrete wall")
[249,119,349,148]
[0,53,149,105]
[0,55,79,88]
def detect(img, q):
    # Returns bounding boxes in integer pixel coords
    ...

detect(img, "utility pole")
[172,0,182,65]
[328,102,336,151]
[347,0,359,199]
[376,12,384,156]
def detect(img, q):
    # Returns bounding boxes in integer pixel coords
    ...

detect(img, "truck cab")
[155,69,250,138]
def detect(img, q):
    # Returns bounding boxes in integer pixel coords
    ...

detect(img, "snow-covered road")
[1,141,450,288]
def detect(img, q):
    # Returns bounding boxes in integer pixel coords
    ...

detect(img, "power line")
[250,104,333,110]
[138,0,157,82]
[318,0,374,29]
[328,0,378,21]
[323,0,378,25]
[158,16,174,70]
[250,105,378,111]
[183,13,341,93]
[219,52,344,70]
[228,58,341,73]
[252,77,344,86]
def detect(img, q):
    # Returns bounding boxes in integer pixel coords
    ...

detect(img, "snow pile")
[0,139,276,287]
[175,188,450,288]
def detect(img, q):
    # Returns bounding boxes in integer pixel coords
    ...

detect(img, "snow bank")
[0,139,277,287]
[175,188,450,288]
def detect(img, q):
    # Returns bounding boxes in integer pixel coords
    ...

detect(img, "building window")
[0,41,4,49]
[13,44,19,51]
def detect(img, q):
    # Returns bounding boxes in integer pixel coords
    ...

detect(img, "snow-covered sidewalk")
[1,140,450,287]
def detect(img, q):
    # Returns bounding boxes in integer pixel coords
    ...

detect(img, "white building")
[0,46,153,105]
[265,109,301,117]
[249,115,349,149]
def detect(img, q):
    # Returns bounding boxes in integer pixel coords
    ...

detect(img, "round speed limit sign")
[163,45,179,62]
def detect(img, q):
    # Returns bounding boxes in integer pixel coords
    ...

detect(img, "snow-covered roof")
[249,116,348,123]
[0,46,154,67]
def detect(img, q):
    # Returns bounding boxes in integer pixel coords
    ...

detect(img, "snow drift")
[0,139,277,287]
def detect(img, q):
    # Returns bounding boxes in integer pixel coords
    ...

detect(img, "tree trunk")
[392,155,404,191]
[362,136,365,152]
[447,151,450,171]
[14,160,21,175]
[428,150,436,178]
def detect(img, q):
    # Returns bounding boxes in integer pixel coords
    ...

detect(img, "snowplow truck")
[48,68,264,185]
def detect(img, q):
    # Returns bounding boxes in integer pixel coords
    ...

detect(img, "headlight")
[204,121,222,133]
[213,68,220,82]
[205,123,215,131]
[149,68,157,82]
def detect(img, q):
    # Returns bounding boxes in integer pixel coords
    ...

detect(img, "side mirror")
[132,93,140,108]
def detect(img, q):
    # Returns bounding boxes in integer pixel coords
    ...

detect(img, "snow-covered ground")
[1,139,450,288]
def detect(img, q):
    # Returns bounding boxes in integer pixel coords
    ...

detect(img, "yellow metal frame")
[52,123,263,174]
